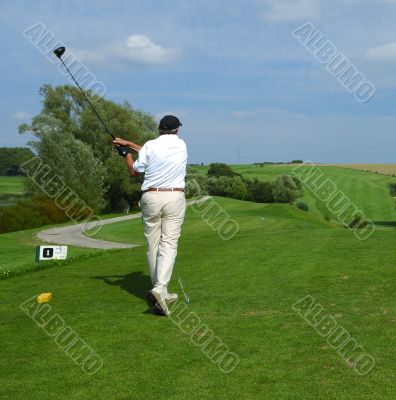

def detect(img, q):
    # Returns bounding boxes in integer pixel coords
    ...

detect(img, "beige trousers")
[140,191,186,298]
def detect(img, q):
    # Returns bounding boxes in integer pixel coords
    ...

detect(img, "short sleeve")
[133,143,149,173]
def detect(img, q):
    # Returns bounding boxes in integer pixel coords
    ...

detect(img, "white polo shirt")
[133,134,188,191]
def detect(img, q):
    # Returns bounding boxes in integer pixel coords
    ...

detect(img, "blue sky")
[2,0,396,163]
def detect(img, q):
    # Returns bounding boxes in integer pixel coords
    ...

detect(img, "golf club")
[53,46,131,157]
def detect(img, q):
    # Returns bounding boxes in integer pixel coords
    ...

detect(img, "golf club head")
[53,46,66,59]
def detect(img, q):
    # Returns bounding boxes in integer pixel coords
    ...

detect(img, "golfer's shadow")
[94,272,153,313]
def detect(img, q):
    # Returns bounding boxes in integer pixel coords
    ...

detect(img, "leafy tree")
[185,177,201,199]
[30,132,107,213]
[207,163,240,178]
[0,196,70,234]
[245,178,274,203]
[272,174,301,203]
[18,84,157,213]
[103,152,143,211]
[0,147,35,176]
[223,176,247,199]
[19,84,157,162]
[206,176,247,200]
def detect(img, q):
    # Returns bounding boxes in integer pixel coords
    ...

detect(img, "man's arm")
[124,153,140,176]
[113,138,142,152]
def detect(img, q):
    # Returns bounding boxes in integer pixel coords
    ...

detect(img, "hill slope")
[195,164,396,225]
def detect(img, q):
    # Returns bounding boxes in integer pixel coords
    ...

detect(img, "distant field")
[193,164,396,225]
[331,164,396,176]
[0,176,26,195]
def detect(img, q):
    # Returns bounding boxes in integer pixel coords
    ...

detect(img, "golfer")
[113,115,187,316]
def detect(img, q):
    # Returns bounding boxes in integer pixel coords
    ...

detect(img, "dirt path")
[36,196,210,249]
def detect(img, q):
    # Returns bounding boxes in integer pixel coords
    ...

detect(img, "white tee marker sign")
[36,246,68,261]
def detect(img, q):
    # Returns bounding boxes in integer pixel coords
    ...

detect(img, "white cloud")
[12,111,30,120]
[365,42,396,61]
[260,0,319,22]
[74,35,179,65]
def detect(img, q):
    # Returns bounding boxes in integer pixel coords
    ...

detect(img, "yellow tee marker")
[37,293,52,303]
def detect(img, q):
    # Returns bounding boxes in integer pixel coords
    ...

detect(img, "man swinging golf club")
[113,115,187,316]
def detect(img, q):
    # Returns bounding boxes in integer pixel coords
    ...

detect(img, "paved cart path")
[36,196,210,249]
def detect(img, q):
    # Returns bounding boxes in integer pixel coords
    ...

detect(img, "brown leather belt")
[143,188,184,193]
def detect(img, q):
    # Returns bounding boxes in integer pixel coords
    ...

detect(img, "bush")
[345,213,368,229]
[291,175,303,190]
[207,163,240,178]
[245,178,274,203]
[185,178,201,199]
[206,176,247,200]
[185,171,303,205]
[0,147,35,176]
[223,176,247,199]
[389,182,396,197]
[0,197,70,234]
[295,200,309,212]
[272,174,301,203]
[190,174,208,194]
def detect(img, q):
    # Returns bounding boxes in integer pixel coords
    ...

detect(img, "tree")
[207,163,240,178]
[103,151,143,211]
[206,176,247,200]
[19,84,157,163]
[19,84,157,212]
[223,176,247,199]
[272,174,301,203]
[246,178,274,203]
[0,147,35,176]
[31,132,107,213]
[185,177,201,198]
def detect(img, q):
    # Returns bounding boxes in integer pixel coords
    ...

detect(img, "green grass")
[88,214,146,246]
[0,176,26,195]
[0,225,101,279]
[194,164,396,224]
[0,212,132,278]
[1,193,396,399]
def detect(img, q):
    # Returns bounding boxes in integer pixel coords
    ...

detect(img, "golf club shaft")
[58,58,116,140]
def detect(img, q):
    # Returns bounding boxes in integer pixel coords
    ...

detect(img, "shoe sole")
[146,291,170,317]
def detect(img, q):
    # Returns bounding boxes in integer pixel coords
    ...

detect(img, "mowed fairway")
[1,190,396,399]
